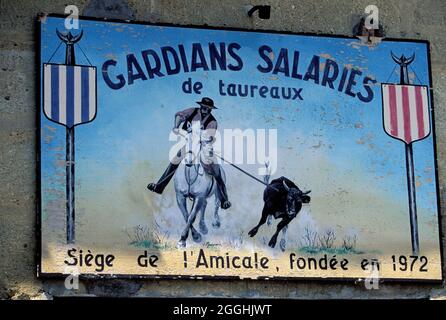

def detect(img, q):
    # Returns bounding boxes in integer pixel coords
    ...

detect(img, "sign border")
[36,13,444,283]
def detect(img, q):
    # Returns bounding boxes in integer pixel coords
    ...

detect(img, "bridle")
[184,130,208,191]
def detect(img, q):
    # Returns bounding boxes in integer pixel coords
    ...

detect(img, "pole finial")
[56,29,83,66]
[391,51,416,85]
[56,29,83,44]
[390,51,415,66]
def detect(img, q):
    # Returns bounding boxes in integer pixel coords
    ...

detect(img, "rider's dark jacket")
[175,107,217,131]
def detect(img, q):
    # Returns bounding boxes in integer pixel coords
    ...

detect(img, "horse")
[174,123,225,248]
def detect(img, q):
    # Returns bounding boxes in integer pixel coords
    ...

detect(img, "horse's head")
[183,122,204,166]
[181,122,216,166]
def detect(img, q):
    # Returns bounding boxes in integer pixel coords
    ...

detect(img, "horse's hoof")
[176,240,186,248]
[212,220,221,229]
[199,223,208,235]
[280,239,286,252]
[192,232,202,243]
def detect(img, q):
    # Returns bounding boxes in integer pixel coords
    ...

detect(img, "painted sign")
[38,15,442,281]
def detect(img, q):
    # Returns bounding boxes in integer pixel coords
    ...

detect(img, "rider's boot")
[211,166,231,210]
[147,163,179,194]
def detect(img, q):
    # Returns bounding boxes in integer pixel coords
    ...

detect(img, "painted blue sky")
[40,16,439,231]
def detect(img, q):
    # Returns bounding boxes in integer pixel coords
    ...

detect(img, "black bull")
[248,176,311,249]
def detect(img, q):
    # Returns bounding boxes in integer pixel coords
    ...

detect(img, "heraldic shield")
[43,63,97,128]
[381,83,430,144]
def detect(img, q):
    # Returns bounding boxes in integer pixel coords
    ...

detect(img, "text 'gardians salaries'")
[102,42,376,103]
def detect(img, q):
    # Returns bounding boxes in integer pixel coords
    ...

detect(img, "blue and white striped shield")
[43,63,97,128]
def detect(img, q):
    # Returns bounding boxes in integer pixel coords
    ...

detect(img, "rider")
[147,97,231,209]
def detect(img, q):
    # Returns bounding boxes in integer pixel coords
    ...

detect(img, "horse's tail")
[263,161,271,185]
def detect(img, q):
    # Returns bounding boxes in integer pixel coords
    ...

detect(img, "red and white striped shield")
[381,84,430,144]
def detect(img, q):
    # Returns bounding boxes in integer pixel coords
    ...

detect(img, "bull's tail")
[263,161,271,185]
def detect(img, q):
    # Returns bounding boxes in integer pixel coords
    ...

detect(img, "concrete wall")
[0,0,445,299]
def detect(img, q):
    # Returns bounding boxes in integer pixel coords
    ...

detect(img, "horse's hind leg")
[199,199,208,235]
[212,196,221,229]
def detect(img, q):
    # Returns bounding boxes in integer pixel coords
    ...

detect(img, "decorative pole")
[56,29,83,243]
[391,52,419,255]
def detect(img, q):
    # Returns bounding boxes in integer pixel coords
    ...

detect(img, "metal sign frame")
[36,13,443,282]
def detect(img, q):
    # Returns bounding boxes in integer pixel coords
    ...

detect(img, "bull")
[248,176,311,251]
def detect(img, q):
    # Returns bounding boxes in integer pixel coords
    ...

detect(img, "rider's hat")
[196,97,217,109]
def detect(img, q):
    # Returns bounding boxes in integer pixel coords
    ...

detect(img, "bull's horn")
[303,190,311,195]
[283,180,290,191]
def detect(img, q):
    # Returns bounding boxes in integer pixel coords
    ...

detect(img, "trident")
[57,29,83,243]
[390,51,419,255]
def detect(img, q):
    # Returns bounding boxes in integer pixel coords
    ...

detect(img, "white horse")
[174,123,224,248]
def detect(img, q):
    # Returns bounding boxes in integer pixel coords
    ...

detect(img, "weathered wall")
[0,0,445,299]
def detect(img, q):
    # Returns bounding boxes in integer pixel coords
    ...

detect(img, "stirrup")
[221,200,231,209]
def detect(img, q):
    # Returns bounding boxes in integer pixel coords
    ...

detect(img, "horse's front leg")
[180,197,205,245]
[176,194,200,248]
[176,193,189,222]
[199,199,208,235]
[212,196,221,229]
